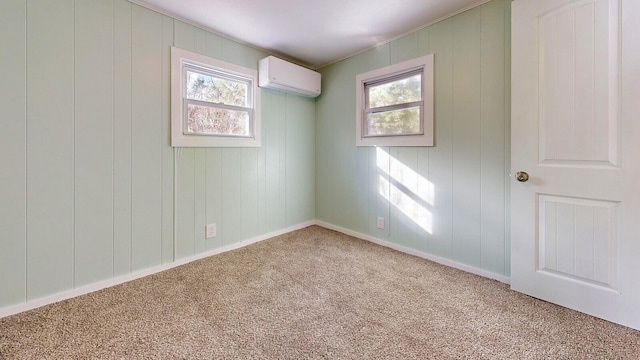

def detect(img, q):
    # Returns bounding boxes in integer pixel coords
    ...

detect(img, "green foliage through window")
[367,107,421,136]
[183,65,253,137]
[368,74,421,108]
[186,71,248,107]
[364,70,423,137]
[186,104,249,136]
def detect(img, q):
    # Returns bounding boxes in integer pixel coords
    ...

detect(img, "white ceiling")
[133,0,487,69]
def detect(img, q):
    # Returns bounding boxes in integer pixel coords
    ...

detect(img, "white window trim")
[171,47,261,147]
[355,54,434,147]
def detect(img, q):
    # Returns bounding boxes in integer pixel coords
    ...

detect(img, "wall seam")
[284,94,288,226]
[192,29,196,256]
[159,17,164,263]
[162,17,169,263]
[112,0,116,278]
[72,0,76,289]
[450,19,455,259]
[204,150,207,249]
[129,4,133,273]
[172,19,177,263]
[503,0,510,277]
[24,0,29,302]
[193,150,196,255]
[479,3,484,270]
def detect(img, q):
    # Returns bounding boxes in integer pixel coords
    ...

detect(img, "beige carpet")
[1,226,639,359]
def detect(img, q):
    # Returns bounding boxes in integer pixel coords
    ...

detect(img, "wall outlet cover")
[206,224,216,238]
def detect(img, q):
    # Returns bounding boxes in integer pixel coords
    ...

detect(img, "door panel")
[538,0,619,166]
[511,0,640,330]
[538,195,617,288]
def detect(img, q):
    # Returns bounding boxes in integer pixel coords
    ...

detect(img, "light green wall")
[0,0,315,309]
[0,0,510,311]
[315,0,511,277]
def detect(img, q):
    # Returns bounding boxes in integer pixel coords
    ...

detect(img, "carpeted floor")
[1,225,639,359]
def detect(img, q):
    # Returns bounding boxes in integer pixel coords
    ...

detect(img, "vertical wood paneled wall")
[0,0,315,310]
[315,0,511,277]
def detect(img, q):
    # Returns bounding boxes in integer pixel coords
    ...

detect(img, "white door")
[511,0,640,330]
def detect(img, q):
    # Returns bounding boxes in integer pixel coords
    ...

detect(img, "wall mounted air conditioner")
[258,56,321,98]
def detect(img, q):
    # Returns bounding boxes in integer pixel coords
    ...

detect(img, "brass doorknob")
[516,171,529,182]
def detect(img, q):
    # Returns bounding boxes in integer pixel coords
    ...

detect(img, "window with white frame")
[171,47,261,147]
[356,54,434,147]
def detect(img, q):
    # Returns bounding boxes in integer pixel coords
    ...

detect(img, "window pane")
[186,104,250,136]
[366,107,421,136]
[186,70,248,107]
[367,74,421,108]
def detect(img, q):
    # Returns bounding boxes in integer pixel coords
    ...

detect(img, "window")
[356,54,434,147]
[171,47,260,147]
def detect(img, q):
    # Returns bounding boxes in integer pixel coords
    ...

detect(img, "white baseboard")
[1,219,509,319]
[0,221,315,320]
[314,220,511,285]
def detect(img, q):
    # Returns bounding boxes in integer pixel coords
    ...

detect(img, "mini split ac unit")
[258,56,321,98]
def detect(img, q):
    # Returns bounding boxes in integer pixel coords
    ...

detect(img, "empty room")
[1,0,639,358]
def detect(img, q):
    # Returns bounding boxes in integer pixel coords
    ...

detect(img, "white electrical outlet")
[205,224,216,238]
[376,217,385,230]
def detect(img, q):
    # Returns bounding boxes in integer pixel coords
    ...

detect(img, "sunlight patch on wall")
[376,147,433,234]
